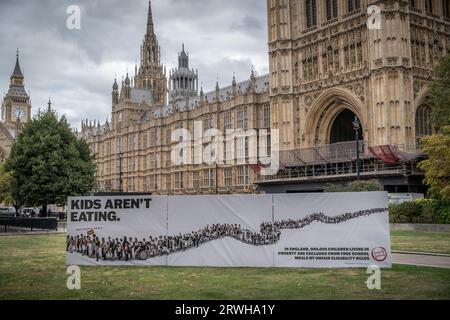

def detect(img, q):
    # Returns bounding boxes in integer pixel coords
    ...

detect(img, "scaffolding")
[278,141,368,167]
[257,141,424,184]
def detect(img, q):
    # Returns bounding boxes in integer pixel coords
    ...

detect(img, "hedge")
[389,199,450,224]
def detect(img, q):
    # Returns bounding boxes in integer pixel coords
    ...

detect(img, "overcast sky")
[0,0,268,129]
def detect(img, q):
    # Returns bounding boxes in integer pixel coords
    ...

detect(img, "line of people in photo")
[270,208,387,230]
[66,207,387,261]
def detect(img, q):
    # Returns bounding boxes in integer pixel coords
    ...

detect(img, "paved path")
[393,252,450,269]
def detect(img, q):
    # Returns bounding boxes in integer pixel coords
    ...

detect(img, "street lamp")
[353,116,361,180]
[105,180,111,193]
[118,146,123,193]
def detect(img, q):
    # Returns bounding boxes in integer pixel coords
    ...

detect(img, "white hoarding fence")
[67,193,391,268]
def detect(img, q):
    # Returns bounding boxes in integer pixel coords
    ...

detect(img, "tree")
[417,54,450,200]
[0,164,13,205]
[429,55,450,129]
[417,126,450,200]
[5,110,96,216]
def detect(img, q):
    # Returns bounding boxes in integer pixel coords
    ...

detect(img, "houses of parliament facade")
[78,0,450,195]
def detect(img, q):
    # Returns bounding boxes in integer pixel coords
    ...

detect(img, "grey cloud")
[0,0,268,129]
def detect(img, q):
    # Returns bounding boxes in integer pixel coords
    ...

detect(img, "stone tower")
[0,50,32,163]
[169,44,199,103]
[267,0,449,152]
[2,50,31,131]
[134,0,167,106]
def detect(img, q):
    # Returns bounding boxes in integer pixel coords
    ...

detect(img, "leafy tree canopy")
[0,164,13,205]
[418,126,450,200]
[429,55,450,129]
[417,54,450,200]
[5,110,96,212]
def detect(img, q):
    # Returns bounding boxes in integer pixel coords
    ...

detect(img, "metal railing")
[279,141,368,167]
[257,157,422,184]
[0,217,58,233]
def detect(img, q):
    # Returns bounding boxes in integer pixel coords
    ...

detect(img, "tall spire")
[178,43,189,68]
[135,0,167,105]
[146,0,154,36]
[12,48,24,78]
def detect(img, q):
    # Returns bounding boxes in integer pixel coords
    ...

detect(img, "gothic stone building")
[0,52,32,163]
[81,1,270,194]
[260,0,449,193]
[82,0,449,195]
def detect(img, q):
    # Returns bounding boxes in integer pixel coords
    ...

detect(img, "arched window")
[443,0,449,19]
[415,105,432,143]
[0,149,5,163]
[425,0,433,14]
[306,0,317,28]
[347,0,361,13]
[326,0,338,20]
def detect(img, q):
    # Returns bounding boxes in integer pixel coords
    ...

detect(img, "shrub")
[419,200,438,224]
[389,199,450,224]
[431,200,450,224]
[324,179,383,192]
[389,201,423,223]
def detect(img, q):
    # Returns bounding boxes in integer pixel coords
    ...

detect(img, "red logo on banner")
[371,247,387,262]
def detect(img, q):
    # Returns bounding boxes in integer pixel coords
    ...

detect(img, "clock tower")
[2,50,32,130]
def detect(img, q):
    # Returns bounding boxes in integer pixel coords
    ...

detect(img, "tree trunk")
[42,203,48,217]
[13,203,20,217]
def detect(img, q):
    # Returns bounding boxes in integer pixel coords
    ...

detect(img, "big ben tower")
[2,50,32,130]
[0,50,32,162]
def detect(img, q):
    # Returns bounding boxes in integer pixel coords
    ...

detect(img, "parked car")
[50,210,66,220]
[0,207,16,218]
[18,208,39,218]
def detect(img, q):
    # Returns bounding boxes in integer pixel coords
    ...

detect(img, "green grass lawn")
[0,233,449,300]
[391,230,450,255]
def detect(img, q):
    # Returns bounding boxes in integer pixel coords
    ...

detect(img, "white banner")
[66,192,391,268]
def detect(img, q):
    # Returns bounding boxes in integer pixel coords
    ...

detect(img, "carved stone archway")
[304,88,367,147]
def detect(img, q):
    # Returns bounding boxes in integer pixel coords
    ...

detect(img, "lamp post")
[105,180,111,193]
[118,146,123,193]
[353,116,361,180]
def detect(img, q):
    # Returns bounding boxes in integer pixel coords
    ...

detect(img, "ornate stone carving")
[305,95,313,107]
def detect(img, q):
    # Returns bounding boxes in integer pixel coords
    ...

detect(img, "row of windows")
[99,166,252,192]
[95,108,271,156]
[271,0,449,40]
[306,0,361,28]
[170,167,250,190]
[97,133,271,176]
[412,0,450,18]
[305,0,449,29]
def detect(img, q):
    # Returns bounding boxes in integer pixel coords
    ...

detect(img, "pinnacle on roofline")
[146,0,154,36]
